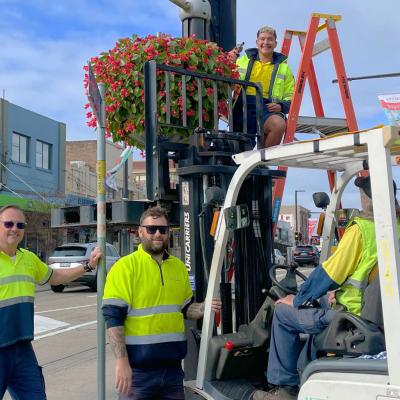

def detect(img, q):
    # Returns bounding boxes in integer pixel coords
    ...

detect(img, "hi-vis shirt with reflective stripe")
[102,244,193,346]
[0,249,52,347]
[335,217,400,315]
[236,49,294,102]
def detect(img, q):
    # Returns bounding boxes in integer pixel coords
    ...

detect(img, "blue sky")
[0,0,399,211]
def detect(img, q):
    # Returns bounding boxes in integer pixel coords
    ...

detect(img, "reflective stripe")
[102,298,129,308]
[277,74,286,80]
[0,296,34,308]
[38,268,53,285]
[128,304,181,317]
[182,296,192,308]
[343,278,368,291]
[0,275,35,285]
[125,332,186,345]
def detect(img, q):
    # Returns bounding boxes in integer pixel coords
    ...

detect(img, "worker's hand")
[115,357,132,396]
[327,291,336,305]
[89,246,102,268]
[266,102,282,113]
[211,298,222,313]
[227,48,240,63]
[275,294,294,307]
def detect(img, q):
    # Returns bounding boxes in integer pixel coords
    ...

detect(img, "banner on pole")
[87,63,102,123]
[378,94,400,126]
[308,218,318,237]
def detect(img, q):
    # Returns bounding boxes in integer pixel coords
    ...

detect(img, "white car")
[273,249,286,266]
[48,242,120,292]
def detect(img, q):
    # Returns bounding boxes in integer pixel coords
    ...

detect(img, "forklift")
[188,125,400,400]
[142,2,400,399]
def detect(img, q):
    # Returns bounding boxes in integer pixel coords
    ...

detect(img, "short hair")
[257,26,277,39]
[140,206,169,225]
[0,204,25,218]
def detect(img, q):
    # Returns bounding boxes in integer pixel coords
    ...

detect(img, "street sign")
[87,63,102,123]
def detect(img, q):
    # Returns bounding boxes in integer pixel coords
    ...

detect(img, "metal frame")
[195,125,400,393]
[144,60,264,201]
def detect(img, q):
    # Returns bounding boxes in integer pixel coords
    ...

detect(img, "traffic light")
[295,232,302,241]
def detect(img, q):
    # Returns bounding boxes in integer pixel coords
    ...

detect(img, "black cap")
[355,175,397,199]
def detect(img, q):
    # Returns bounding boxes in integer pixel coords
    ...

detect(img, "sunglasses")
[140,225,169,235]
[1,221,27,229]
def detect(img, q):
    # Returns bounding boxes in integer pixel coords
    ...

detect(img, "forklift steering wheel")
[269,264,308,295]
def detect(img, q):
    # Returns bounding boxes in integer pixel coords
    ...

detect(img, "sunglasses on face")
[140,225,169,235]
[0,221,27,229]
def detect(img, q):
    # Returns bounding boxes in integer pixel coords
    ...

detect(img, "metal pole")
[121,147,129,256]
[332,72,400,84]
[295,191,298,234]
[97,83,107,400]
[294,190,305,238]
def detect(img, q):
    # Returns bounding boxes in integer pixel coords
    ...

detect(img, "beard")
[141,237,168,255]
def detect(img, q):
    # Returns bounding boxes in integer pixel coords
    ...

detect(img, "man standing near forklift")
[229,26,295,147]
[253,176,400,400]
[102,206,221,399]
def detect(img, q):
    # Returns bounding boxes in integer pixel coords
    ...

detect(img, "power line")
[0,183,24,198]
[0,160,51,204]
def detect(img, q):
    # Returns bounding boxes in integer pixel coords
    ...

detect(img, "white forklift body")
[188,126,400,399]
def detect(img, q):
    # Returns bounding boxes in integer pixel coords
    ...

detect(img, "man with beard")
[102,206,221,399]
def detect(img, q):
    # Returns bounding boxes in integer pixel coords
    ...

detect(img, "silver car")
[48,242,120,292]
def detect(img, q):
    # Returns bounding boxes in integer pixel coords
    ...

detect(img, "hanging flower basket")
[84,34,239,148]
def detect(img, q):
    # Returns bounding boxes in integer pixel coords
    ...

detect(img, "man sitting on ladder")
[229,26,295,147]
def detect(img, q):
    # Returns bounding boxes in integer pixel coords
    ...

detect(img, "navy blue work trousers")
[0,341,46,400]
[118,365,185,400]
[266,302,336,387]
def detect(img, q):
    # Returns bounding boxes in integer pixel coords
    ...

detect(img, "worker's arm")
[184,298,222,320]
[293,224,362,307]
[48,247,102,286]
[107,326,132,396]
[102,260,133,396]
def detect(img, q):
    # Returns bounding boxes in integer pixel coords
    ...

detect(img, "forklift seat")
[306,273,385,361]
[205,295,275,381]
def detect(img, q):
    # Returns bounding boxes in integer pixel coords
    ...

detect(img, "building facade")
[65,140,135,202]
[0,99,66,259]
[279,204,311,244]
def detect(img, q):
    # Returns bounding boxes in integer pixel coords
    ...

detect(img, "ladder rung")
[296,116,348,136]
[312,38,330,57]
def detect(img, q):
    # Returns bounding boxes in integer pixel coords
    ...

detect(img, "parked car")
[273,249,286,265]
[48,242,120,292]
[293,245,319,266]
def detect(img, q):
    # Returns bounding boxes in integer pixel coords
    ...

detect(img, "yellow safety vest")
[103,244,193,345]
[336,217,400,315]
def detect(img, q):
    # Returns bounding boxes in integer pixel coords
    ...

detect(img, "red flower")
[85,34,239,147]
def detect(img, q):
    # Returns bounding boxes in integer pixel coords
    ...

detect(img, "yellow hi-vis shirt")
[246,60,274,98]
[103,244,193,345]
[0,248,52,347]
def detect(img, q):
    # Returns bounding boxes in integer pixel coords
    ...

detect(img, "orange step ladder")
[272,13,358,229]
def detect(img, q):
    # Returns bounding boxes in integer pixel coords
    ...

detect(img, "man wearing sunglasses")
[0,204,102,399]
[102,206,221,400]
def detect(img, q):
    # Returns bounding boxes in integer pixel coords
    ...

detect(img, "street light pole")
[295,189,305,238]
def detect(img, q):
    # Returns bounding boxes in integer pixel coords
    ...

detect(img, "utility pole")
[121,146,130,256]
[294,189,305,240]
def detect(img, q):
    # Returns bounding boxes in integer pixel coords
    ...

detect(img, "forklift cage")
[143,60,265,201]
